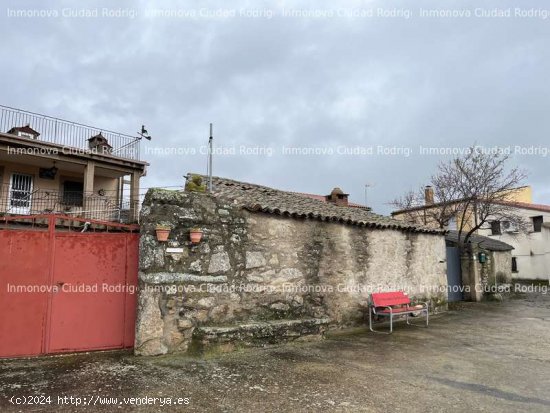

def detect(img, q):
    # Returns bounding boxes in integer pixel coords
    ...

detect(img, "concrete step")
[191,318,330,355]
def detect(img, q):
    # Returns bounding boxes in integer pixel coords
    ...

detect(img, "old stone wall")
[136,189,448,355]
[461,249,513,302]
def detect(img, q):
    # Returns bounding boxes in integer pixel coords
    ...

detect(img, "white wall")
[478,208,550,281]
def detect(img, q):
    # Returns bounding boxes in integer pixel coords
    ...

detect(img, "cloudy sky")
[2,0,550,214]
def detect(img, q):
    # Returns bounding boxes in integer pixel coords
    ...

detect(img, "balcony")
[0,183,138,224]
[0,105,141,161]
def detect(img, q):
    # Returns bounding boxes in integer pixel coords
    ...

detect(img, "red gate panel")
[0,230,50,357]
[48,233,132,352]
[0,215,139,358]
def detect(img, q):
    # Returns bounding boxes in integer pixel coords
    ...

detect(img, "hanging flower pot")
[190,228,203,244]
[155,224,171,242]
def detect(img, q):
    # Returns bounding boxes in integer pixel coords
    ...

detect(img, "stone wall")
[461,248,512,302]
[136,189,448,356]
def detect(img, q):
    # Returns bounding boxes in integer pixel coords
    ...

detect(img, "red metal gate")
[0,215,138,358]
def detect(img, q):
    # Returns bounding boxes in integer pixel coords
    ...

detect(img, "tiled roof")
[445,230,514,251]
[393,198,550,216]
[188,174,444,234]
[8,124,40,137]
[495,200,550,214]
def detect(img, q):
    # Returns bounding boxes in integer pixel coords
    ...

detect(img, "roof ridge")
[186,172,444,234]
[187,173,277,191]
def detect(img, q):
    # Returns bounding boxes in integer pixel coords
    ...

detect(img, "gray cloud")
[2,0,550,213]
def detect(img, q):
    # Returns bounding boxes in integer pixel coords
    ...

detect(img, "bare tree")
[449,148,528,249]
[391,146,528,250]
[390,185,464,229]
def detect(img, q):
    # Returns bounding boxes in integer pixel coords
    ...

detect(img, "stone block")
[245,251,267,269]
[197,297,216,309]
[208,251,231,274]
[189,260,202,272]
[135,288,167,356]
[178,319,194,329]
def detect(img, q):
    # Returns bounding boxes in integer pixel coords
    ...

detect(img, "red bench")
[368,291,429,334]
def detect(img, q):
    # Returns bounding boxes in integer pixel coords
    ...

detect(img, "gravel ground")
[1,292,550,412]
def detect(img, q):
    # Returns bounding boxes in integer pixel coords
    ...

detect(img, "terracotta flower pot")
[155,227,170,242]
[190,229,203,244]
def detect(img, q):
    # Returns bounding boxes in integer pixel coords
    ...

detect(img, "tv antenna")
[207,123,213,192]
[364,183,374,206]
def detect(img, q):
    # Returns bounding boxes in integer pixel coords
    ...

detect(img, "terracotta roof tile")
[495,200,550,213]
[187,174,444,234]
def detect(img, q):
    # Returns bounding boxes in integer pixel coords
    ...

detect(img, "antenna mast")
[364,183,372,206]
[208,123,213,192]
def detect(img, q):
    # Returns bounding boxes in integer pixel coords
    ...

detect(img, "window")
[501,221,517,233]
[490,221,501,235]
[9,173,33,214]
[62,181,84,206]
[511,257,518,273]
[532,216,543,233]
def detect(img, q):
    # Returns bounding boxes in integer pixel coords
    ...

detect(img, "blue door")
[446,247,463,302]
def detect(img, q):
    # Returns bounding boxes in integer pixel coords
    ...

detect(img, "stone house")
[136,175,448,356]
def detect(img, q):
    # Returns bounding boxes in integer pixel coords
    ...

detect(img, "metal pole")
[364,183,375,207]
[208,123,213,192]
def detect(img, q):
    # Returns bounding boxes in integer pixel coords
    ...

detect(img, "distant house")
[0,105,148,222]
[392,185,549,281]
[477,201,550,281]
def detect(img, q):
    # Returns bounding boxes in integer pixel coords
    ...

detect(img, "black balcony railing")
[0,184,138,223]
[0,105,140,161]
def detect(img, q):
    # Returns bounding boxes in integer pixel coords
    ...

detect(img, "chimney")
[326,187,349,207]
[88,133,113,154]
[424,185,434,205]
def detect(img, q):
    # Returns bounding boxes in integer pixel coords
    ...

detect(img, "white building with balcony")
[0,105,148,223]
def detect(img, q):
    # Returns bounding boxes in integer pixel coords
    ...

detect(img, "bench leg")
[406,308,429,328]
[369,308,393,334]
